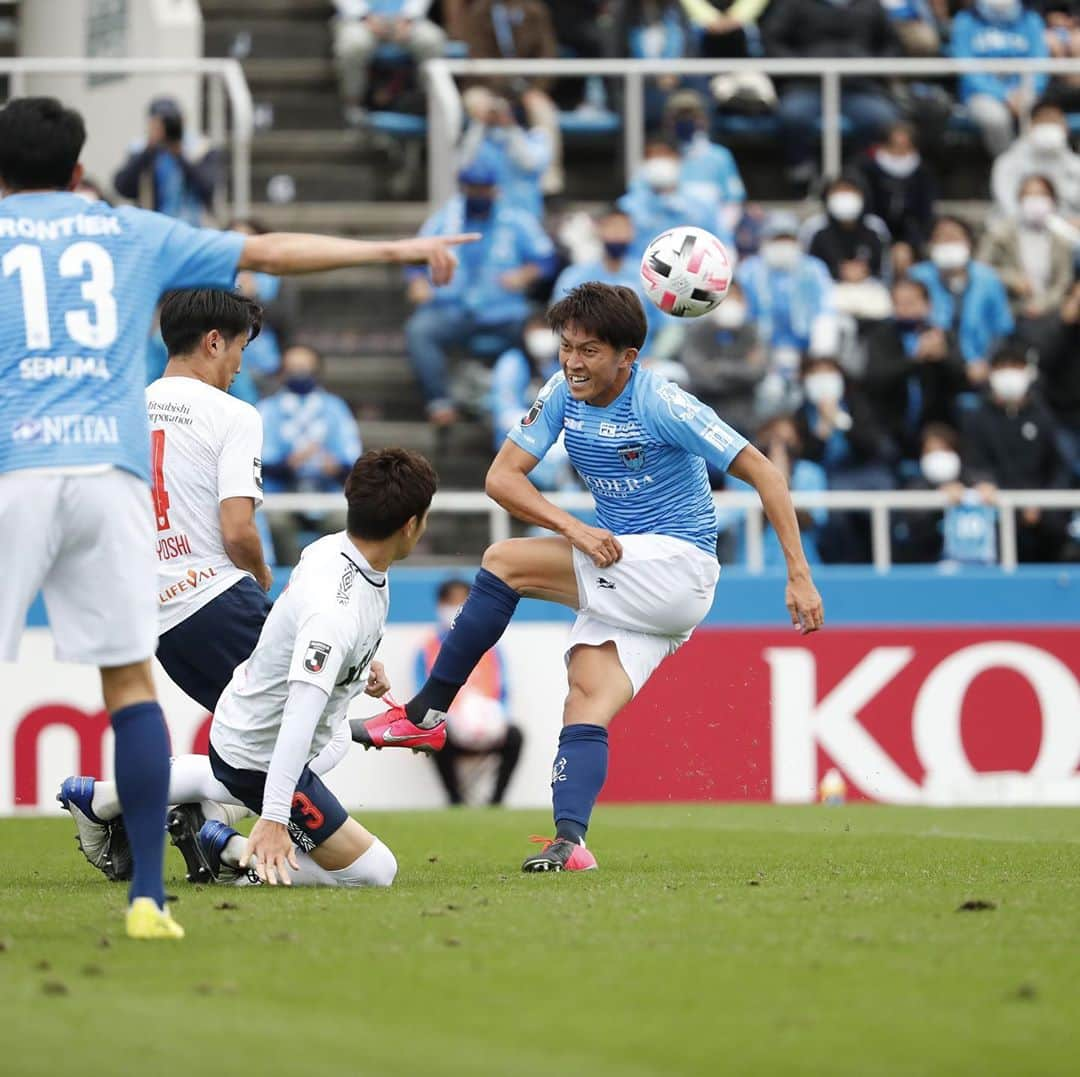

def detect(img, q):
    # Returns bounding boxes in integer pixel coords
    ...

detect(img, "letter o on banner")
[912,642,1080,791]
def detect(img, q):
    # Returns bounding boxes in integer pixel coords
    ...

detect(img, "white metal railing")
[425,56,1080,207]
[262,488,1080,574]
[1,58,254,218]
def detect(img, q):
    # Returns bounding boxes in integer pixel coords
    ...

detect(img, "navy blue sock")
[552,724,609,844]
[111,702,171,907]
[406,568,520,723]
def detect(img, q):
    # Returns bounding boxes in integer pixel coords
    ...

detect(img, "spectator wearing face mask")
[720,414,828,566]
[405,161,557,426]
[552,207,642,300]
[797,355,894,485]
[857,122,937,275]
[457,88,552,221]
[978,174,1075,356]
[909,215,1015,385]
[663,90,746,242]
[992,101,1080,219]
[489,311,577,492]
[680,281,766,433]
[803,176,892,323]
[798,354,895,560]
[863,278,968,466]
[738,211,836,366]
[951,0,1049,158]
[553,206,681,357]
[259,345,363,565]
[617,140,717,262]
[1038,279,1080,472]
[962,345,1071,561]
[893,423,1000,564]
[418,579,524,807]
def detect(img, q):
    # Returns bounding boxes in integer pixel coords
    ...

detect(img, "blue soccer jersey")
[0,191,244,481]
[508,365,748,554]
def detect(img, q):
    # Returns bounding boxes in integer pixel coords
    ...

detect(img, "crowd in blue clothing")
[116,2,1080,566]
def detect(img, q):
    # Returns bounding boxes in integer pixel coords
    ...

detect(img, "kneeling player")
[358,283,824,872]
[174,447,441,887]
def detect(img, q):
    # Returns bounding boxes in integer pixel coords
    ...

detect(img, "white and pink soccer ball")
[639,225,734,318]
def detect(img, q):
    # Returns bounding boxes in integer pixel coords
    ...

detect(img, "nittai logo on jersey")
[11,414,118,445]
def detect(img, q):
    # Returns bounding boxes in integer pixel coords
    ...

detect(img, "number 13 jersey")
[0,191,243,478]
[146,376,264,632]
[211,532,389,773]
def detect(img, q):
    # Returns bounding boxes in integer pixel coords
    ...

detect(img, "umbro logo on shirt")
[596,577,617,590]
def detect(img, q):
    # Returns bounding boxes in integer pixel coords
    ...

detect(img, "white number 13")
[2,241,119,350]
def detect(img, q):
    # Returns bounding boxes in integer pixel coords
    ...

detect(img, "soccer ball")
[639,225,734,317]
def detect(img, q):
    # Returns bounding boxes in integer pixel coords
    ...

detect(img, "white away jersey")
[146,377,264,632]
[210,532,389,772]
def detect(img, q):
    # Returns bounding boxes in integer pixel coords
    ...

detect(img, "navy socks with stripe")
[552,724,609,844]
[406,568,520,724]
[111,701,171,907]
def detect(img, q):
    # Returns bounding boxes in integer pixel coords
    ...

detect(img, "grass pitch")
[1,805,1078,1077]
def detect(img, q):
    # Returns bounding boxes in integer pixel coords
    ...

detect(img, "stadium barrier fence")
[424,56,1080,208]
[262,488,1080,573]
[1,57,253,218]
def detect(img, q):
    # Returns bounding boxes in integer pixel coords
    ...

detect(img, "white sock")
[92,757,248,823]
[201,801,251,827]
[221,834,247,868]
[330,839,397,888]
[90,780,121,820]
[221,837,397,888]
[169,754,242,806]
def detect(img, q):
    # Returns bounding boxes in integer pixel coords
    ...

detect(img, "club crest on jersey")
[304,640,332,674]
[521,398,544,427]
[618,444,646,471]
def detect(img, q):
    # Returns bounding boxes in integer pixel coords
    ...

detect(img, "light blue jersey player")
[0,97,476,938]
[356,281,825,872]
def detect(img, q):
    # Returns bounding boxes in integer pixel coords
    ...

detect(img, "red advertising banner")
[605,629,1080,805]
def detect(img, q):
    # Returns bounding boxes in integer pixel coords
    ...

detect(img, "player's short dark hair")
[0,97,86,192]
[437,578,470,603]
[547,282,647,352]
[345,448,438,541]
[160,289,263,357]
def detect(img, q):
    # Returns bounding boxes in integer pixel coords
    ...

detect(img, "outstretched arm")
[486,441,622,568]
[238,231,481,285]
[727,445,824,634]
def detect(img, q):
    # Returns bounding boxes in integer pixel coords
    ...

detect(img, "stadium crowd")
[98,1,1080,566]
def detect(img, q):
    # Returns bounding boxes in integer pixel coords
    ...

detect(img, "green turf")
[2,805,1078,1076]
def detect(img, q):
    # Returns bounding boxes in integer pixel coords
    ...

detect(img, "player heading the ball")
[356,281,824,872]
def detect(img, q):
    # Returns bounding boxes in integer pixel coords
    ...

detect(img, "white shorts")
[0,468,158,666]
[567,534,720,696]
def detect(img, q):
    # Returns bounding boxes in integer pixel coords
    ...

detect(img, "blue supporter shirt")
[0,191,244,480]
[507,365,748,554]
[407,195,556,325]
[259,388,363,494]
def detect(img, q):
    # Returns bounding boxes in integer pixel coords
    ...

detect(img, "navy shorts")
[208,744,349,852]
[156,576,272,713]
